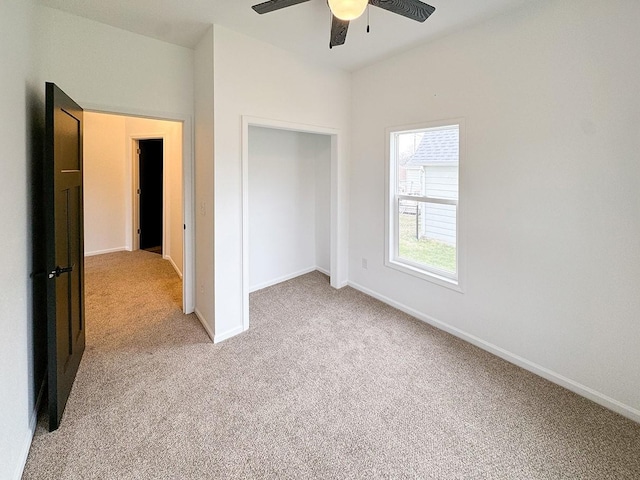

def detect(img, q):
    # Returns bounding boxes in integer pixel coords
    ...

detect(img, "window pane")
[389,122,460,286]
[397,131,424,196]
[397,127,459,199]
[398,200,457,274]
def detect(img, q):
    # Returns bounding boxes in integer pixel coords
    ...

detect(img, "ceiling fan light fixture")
[328,0,368,21]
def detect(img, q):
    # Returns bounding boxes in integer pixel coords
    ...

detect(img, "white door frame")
[83,103,196,315]
[241,115,343,331]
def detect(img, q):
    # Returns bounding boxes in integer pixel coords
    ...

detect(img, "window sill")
[385,259,464,293]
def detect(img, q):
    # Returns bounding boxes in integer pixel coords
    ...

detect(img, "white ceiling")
[37,0,529,71]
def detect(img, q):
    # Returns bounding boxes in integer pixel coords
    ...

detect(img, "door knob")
[49,265,74,279]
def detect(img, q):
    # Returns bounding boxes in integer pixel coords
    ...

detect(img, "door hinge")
[137,188,140,195]
[183,224,186,230]
[137,148,141,155]
[137,228,140,234]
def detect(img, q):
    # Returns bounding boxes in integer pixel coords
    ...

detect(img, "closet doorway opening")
[242,116,342,331]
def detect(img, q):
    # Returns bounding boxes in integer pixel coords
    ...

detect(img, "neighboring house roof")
[405,127,459,166]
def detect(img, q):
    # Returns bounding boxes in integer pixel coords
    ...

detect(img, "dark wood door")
[44,83,85,431]
[139,139,163,251]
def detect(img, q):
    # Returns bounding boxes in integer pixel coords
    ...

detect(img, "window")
[386,121,462,290]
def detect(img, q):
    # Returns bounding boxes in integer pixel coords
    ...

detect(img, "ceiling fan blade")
[252,0,312,15]
[369,0,435,22]
[329,15,349,49]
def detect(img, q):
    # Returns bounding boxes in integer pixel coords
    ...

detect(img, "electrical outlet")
[361,258,368,269]
[200,201,206,216]
[199,283,204,294]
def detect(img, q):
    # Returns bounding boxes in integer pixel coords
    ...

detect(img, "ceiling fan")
[251,0,436,49]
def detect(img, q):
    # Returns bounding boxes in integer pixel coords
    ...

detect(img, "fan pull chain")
[367,3,370,33]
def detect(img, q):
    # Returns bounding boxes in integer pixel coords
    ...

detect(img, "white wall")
[248,127,330,291]
[193,27,215,338]
[314,135,331,274]
[84,113,127,255]
[34,6,193,117]
[349,0,640,420]
[211,25,351,342]
[83,113,184,276]
[167,125,184,276]
[0,1,39,479]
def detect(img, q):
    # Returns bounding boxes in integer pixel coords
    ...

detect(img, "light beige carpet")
[22,250,640,479]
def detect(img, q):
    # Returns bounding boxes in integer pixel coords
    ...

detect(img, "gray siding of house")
[421,203,456,245]
[421,165,457,245]
[402,167,423,195]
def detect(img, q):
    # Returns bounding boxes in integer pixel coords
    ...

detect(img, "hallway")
[23,251,208,478]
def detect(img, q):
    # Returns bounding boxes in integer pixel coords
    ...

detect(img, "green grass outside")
[398,212,456,273]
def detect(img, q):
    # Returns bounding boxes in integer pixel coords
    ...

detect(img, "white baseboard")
[194,308,214,342]
[194,309,245,344]
[347,280,640,424]
[14,427,34,480]
[31,379,45,432]
[316,266,330,276]
[316,267,350,289]
[164,255,183,279]
[84,247,127,257]
[214,325,245,344]
[249,266,317,293]
[14,379,46,480]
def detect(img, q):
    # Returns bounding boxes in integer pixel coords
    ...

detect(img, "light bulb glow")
[328,0,368,21]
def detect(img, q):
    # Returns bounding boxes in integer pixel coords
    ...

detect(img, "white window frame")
[385,119,465,293]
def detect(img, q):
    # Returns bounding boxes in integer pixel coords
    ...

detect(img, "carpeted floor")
[22,250,640,479]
